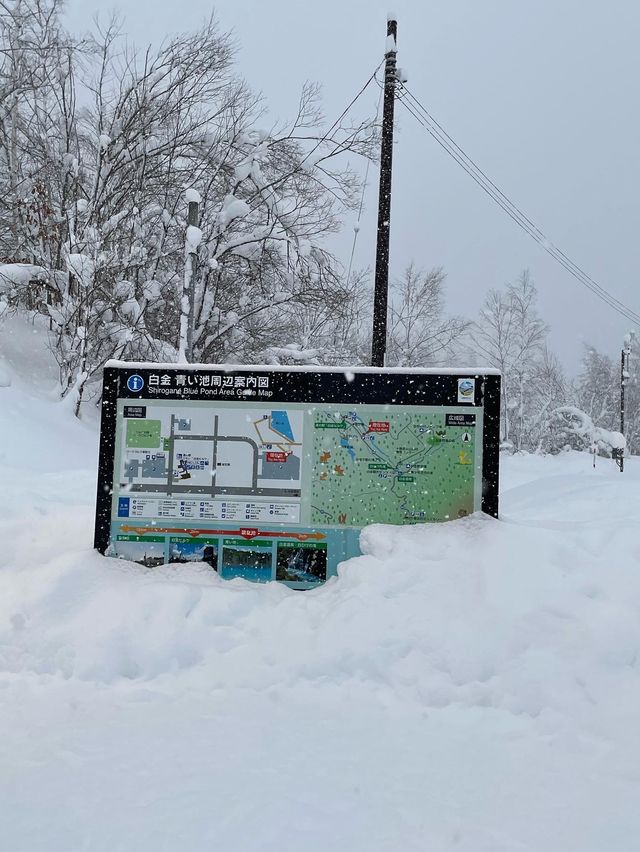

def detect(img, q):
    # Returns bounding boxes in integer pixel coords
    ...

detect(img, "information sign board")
[95,364,500,588]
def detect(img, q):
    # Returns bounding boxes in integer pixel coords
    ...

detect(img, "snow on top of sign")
[105,359,501,376]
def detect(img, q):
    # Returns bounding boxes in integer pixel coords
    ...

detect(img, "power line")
[397,88,640,324]
[401,87,639,321]
[396,85,640,327]
[345,76,384,284]
[398,87,640,325]
[398,89,640,324]
[299,61,384,170]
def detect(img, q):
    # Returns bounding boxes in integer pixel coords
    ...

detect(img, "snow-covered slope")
[2,321,640,851]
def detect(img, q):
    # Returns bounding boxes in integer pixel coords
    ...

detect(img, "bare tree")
[385,264,468,367]
[524,347,567,450]
[470,270,547,448]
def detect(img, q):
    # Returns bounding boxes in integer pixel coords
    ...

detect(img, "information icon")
[126,374,144,392]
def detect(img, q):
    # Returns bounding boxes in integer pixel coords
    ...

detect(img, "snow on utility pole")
[371,14,398,368]
[178,189,201,363]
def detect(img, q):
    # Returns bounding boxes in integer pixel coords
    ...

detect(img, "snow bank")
[1,508,638,712]
[0,314,63,390]
[2,465,640,849]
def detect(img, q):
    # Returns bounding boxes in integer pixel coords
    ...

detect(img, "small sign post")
[95,364,501,588]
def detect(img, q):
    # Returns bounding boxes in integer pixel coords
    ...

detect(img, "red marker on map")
[265,451,289,463]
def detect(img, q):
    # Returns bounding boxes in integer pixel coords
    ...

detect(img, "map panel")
[114,400,479,528]
[310,408,477,526]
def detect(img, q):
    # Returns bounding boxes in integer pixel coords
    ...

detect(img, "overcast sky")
[64,0,640,371]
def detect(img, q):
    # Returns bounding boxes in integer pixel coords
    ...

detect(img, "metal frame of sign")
[94,364,501,587]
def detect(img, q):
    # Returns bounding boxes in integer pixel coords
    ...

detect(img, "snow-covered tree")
[573,338,640,456]
[543,406,625,458]
[0,4,378,412]
[0,0,82,267]
[575,345,618,432]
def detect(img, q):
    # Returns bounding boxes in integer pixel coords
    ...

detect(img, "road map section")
[310,407,478,526]
[115,401,303,524]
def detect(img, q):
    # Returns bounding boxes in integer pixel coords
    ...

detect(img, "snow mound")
[2,509,639,726]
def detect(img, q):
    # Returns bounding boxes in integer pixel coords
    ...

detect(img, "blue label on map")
[117,497,131,517]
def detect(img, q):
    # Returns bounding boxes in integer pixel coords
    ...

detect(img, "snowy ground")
[2,318,640,852]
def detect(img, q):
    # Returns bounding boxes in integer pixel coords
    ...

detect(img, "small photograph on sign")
[112,538,164,568]
[276,541,327,585]
[168,538,218,570]
[220,539,273,583]
[457,378,475,403]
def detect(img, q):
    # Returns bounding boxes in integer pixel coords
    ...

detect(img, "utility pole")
[179,188,201,363]
[186,196,199,362]
[617,331,635,472]
[371,15,398,368]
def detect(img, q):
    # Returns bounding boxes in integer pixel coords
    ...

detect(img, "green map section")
[126,419,161,448]
[310,409,476,526]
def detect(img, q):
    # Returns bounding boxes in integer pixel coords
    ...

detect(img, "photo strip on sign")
[94,365,501,589]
